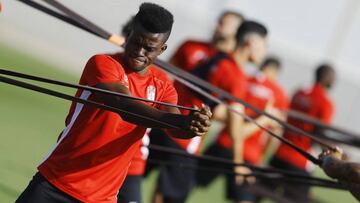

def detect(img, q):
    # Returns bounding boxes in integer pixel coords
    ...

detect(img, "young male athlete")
[269,64,336,203]
[169,10,244,70]
[16,3,211,203]
[197,28,282,202]
[116,15,174,203]
[243,57,288,164]
[222,57,288,202]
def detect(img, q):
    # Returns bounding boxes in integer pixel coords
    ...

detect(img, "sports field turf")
[0,43,356,202]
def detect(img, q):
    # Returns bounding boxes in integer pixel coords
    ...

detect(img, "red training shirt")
[38,53,178,203]
[127,128,151,176]
[216,73,288,165]
[275,83,334,171]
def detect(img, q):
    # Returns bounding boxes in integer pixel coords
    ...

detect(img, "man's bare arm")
[213,103,275,139]
[319,148,360,201]
[95,82,211,138]
[95,82,189,129]
[320,150,360,184]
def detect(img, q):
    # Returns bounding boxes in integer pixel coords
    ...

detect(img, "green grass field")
[0,43,357,203]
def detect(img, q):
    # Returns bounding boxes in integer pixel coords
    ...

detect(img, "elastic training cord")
[0,68,199,112]
[144,158,345,190]
[0,75,183,130]
[166,73,322,165]
[16,0,331,165]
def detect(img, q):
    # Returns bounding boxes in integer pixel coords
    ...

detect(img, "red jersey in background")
[216,73,288,165]
[275,83,334,171]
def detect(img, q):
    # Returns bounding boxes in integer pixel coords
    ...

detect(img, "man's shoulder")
[91,53,121,64]
[217,57,245,77]
[148,65,174,88]
[268,80,286,94]
[148,66,170,81]
[84,53,122,70]
[320,93,334,110]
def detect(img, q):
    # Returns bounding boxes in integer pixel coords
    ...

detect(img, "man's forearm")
[348,183,360,201]
[339,161,360,183]
[233,138,244,163]
[241,115,271,138]
[95,83,189,129]
[228,109,244,163]
[323,157,360,184]
[110,96,189,129]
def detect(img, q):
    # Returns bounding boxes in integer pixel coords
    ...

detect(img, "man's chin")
[127,61,146,72]
[129,63,148,73]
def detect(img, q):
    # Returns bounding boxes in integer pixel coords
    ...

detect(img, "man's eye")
[146,47,156,52]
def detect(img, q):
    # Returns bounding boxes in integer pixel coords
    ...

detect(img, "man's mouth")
[131,56,146,65]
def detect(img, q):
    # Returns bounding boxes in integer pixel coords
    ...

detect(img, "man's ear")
[244,38,253,49]
[160,44,168,54]
[245,38,256,55]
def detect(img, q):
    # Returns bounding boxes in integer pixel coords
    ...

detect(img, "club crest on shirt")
[123,74,129,88]
[147,85,156,101]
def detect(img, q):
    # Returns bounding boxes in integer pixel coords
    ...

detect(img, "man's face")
[124,23,168,72]
[263,65,280,81]
[324,70,336,89]
[248,35,268,64]
[214,14,242,41]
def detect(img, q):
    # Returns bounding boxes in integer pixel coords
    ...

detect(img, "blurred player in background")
[195,21,280,203]
[268,64,336,203]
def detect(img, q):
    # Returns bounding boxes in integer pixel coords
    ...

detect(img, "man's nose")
[134,45,146,56]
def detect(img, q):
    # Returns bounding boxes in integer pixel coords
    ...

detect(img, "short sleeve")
[217,60,247,102]
[320,100,334,124]
[229,75,247,101]
[160,83,178,105]
[82,54,126,87]
[275,88,289,110]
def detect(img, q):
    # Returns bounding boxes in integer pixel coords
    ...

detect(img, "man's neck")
[263,71,276,82]
[315,82,331,94]
[214,38,236,53]
[137,66,149,76]
[232,48,249,68]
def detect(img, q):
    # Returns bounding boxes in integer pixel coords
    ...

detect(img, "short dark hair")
[315,64,334,82]
[220,10,244,21]
[260,57,281,71]
[235,21,268,47]
[134,3,174,34]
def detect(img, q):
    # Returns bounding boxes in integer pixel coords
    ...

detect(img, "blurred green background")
[0,43,356,203]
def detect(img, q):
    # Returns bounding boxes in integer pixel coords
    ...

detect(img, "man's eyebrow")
[144,41,159,48]
[146,44,158,48]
